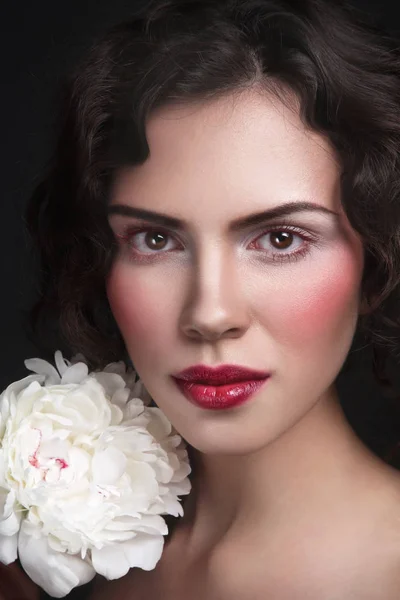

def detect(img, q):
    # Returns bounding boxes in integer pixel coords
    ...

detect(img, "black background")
[1,0,400,461]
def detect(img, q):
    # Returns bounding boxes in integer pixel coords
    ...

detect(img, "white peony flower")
[0,351,192,598]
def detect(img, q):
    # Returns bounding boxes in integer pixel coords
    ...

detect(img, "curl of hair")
[24,0,400,419]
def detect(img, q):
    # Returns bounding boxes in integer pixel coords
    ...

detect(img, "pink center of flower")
[28,428,69,481]
[28,428,42,469]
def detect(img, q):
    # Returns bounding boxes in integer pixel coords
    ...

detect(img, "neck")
[177,384,389,554]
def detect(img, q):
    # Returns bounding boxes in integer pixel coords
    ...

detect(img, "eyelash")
[116,224,317,265]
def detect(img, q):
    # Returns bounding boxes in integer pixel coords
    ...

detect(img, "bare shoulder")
[210,471,400,600]
[366,468,400,599]
[211,533,400,600]
[376,554,400,600]
[88,466,400,600]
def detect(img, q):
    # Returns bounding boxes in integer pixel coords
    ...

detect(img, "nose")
[179,245,251,342]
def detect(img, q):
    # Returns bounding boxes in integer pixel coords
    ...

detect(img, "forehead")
[110,88,342,218]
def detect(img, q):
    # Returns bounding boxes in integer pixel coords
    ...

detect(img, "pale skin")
[89,87,400,599]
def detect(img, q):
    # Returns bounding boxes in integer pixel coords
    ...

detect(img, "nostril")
[183,325,244,342]
[224,327,243,338]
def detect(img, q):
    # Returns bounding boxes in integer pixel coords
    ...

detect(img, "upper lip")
[172,364,271,385]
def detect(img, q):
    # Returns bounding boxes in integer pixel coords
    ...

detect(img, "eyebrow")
[107,201,340,231]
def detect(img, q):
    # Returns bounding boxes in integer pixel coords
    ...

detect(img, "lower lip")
[172,377,270,410]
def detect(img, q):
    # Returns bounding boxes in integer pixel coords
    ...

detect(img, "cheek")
[260,250,362,346]
[106,266,167,343]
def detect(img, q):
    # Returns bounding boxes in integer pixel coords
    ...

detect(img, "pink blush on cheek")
[276,263,361,344]
[106,269,164,341]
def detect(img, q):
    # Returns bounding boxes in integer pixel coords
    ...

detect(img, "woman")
[20,0,400,597]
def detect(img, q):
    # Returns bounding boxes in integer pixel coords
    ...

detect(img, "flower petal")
[61,362,89,385]
[131,380,153,406]
[129,514,168,536]
[24,358,61,385]
[0,491,21,536]
[0,490,10,518]
[54,351,71,377]
[92,372,126,398]
[145,407,172,439]
[0,511,21,536]
[18,522,95,598]
[92,447,127,486]
[0,533,18,563]
[91,534,164,579]
[0,455,5,487]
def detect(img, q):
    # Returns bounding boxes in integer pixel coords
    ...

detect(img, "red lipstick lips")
[171,365,270,410]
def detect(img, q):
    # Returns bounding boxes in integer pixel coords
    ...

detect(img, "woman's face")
[106,89,365,455]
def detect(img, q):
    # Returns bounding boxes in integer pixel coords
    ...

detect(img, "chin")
[178,421,275,456]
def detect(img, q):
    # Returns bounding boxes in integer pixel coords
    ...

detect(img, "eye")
[134,230,173,253]
[248,226,314,263]
[252,229,301,251]
[116,223,317,265]
[116,227,182,259]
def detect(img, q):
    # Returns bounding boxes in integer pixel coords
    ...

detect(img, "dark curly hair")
[24,0,400,428]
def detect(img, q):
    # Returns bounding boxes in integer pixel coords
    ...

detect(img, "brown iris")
[145,231,168,250]
[269,231,293,250]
